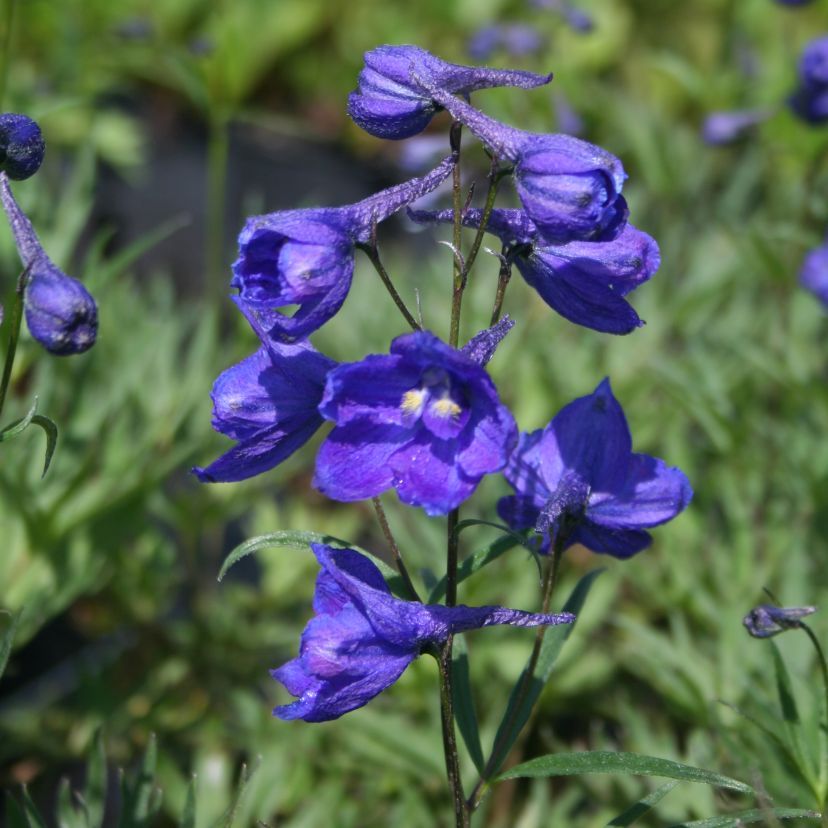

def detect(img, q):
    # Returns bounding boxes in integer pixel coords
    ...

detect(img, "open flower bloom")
[801,239,828,306]
[231,154,455,340]
[0,113,45,181]
[0,173,97,355]
[418,82,627,244]
[314,330,517,516]
[790,35,828,124]
[273,544,575,722]
[348,44,552,140]
[743,604,817,638]
[192,310,335,483]
[410,207,658,334]
[498,378,692,558]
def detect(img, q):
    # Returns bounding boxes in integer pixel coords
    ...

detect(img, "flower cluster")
[0,114,97,355]
[199,46,692,722]
[790,35,828,124]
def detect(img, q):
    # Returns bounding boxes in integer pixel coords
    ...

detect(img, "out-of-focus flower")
[410,207,657,334]
[0,173,97,355]
[467,25,545,61]
[419,84,627,244]
[800,239,828,305]
[0,114,45,181]
[701,108,771,145]
[232,154,455,341]
[192,305,335,483]
[774,0,815,6]
[790,35,828,124]
[497,378,692,557]
[554,91,585,137]
[348,44,552,140]
[272,543,575,722]
[530,0,594,33]
[743,604,817,638]
[313,330,516,516]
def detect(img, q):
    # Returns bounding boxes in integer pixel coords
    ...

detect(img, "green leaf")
[211,761,258,828]
[772,641,800,725]
[57,779,86,828]
[667,808,821,826]
[0,398,38,441]
[606,780,678,826]
[178,777,196,828]
[495,751,753,794]
[17,788,48,828]
[120,734,160,828]
[451,634,485,774]
[217,531,403,594]
[83,729,107,828]
[30,415,58,478]
[486,568,604,778]
[428,534,522,603]
[0,610,21,682]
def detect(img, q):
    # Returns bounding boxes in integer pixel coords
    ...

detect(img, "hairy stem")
[371,496,421,602]
[439,641,470,827]
[0,266,29,420]
[461,156,502,283]
[490,250,513,326]
[358,242,421,331]
[449,121,464,348]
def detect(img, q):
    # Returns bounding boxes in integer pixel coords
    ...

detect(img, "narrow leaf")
[496,751,753,794]
[30,415,58,477]
[120,734,159,828]
[84,729,107,828]
[217,531,403,594]
[0,398,38,441]
[606,780,678,826]
[0,610,21,681]
[178,777,196,828]
[771,641,800,725]
[668,808,820,827]
[451,634,485,774]
[19,788,48,828]
[486,568,604,778]
[57,779,86,828]
[211,760,258,828]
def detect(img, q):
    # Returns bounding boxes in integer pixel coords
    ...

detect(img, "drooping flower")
[313,330,517,516]
[416,83,627,244]
[192,304,335,483]
[743,604,817,638]
[701,109,771,145]
[800,238,828,306]
[0,173,97,355]
[497,378,692,558]
[0,114,45,181]
[348,44,552,141]
[789,35,828,125]
[232,154,455,341]
[409,207,658,334]
[467,25,545,62]
[272,543,574,722]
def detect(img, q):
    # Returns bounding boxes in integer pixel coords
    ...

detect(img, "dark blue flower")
[192,305,335,483]
[417,85,627,244]
[348,44,552,141]
[531,0,594,33]
[0,173,97,355]
[497,379,692,558]
[467,25,545,62]
[232,154,455,341]
[313,331,517,516]
[272,543,574,722]
[801,238,828,306]
[790,36,828,124]
[701,109,771,145]
[0,114,45,181]
[409,207,658,335]
[743,604,816,638]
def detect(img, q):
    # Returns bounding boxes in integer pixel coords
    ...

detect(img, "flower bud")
[0,114,45,181]
[743,604,816,638]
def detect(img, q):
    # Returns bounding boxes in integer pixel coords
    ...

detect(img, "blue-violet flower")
[801,238,828,306]
[0,114,45,181]
[410,207,657,334]
[701,109,771,145]
[497,378,692,557]
[313,330,517,516]
[743,604,817,638]
[273,543,574,722]
[232,154,455,341]
[348,44,552,140]
[0,173,97,355]
[790,35,828,124]
[467,25,545,62]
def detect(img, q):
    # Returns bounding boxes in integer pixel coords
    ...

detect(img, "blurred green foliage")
[2,0,828,825]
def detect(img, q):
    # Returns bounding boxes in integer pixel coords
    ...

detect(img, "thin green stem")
[801,623,828,812]
[449,120,464,348]
[206,113,230,309]
[439,641,470,827]
[0,0,17,113]
[0,266,29,420]
[357,243,421,331]
[371,496,421,602]
[460,156,502,283]
[489,250,513,327]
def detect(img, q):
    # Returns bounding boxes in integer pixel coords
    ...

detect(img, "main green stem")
[0,267,28,420]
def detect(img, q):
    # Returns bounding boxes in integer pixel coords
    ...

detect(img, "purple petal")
[455,392,517,479]
[571,522,652,558]
[408,206,537,246]
[461,316,515,366]
[502,428,551,506]
[801,240,828,306]
[497,493,544,533]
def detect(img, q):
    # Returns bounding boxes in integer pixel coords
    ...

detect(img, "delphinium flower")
[272,543,574,722]
[231,154,455,341]
[192,305,336,483]
[0,114,45,181]
[415,80,628,244]
[774,0,815,6]
[554,90,585,137]
[410,207,658,334]
[800,238,828,306]
[0,173,97,355]
[701,109,771,146]
[530,0,594,33]
[497,378,692,557]
[347,44,552,141]
[467,24,545,61]
[743,604,817,638]
[313,330,517,516]
[789,35,828,125]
